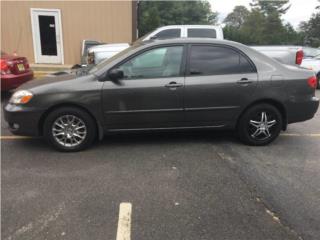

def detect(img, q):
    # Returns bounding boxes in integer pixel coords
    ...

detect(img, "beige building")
[1,1,137,65]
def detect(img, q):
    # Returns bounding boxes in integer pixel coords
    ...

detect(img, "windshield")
[303,48,320,58]
[89,43,142,74]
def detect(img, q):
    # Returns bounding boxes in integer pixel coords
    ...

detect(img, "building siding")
[1,1,135,65]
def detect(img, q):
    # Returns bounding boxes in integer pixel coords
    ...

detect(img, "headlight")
[9,90,33,104]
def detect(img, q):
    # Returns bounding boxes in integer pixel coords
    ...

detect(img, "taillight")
[296,50,303,65]
[0,59,11,75]
[307,76,317,89]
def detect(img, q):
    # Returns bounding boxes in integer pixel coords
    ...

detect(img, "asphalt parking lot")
[1,91,320,240]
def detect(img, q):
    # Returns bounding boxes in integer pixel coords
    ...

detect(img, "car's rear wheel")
[237,104,282,146]
[43,107,96,152]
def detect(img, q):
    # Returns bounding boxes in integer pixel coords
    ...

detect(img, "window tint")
[189,45,255,75]
[188,29,217,38]
[117,46,184,79]
[154,29,181,39]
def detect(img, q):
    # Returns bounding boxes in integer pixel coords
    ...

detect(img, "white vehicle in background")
[301,47,320,88]
[87,25,224,64]
[87,43,130,65]
[251,46,304,66]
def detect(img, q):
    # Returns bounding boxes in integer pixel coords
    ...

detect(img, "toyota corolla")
[4,39,319,151]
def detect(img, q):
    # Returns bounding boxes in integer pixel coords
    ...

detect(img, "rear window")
[189,45,256,75]
[154,29,181,39]
[188,29,217,38]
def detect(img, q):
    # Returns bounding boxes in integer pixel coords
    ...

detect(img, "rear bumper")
[287,96,319,124]
[1,71,34,91]
[3,103,45,136]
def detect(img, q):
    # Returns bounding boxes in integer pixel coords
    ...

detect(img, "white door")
[31,8,64,64]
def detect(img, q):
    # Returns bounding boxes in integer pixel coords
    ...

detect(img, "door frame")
[30,8,64,64]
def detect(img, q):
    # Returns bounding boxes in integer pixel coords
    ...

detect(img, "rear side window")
[154,29,181,39]
[188,29,217,38]
[189,45,256,75]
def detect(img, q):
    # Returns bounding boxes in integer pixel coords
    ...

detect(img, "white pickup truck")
[87,25,224,64]
[251,46,305,66]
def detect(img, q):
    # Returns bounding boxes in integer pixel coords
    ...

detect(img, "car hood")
[16,70,82,91]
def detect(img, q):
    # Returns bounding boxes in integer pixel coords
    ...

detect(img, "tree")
[224,6,250,29]
[223,0,304,45]
[250,0,291,15]
[299,12,320,47]
[138,1,218,36]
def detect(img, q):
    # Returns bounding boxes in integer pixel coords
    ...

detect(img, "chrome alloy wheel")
[52,115,87,147]
[249,111,277,140]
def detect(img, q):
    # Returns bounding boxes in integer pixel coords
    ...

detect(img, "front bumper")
[287,96,319,124]
[3,103,45,136]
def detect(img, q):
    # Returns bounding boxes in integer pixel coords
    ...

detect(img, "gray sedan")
[4,38,319,151]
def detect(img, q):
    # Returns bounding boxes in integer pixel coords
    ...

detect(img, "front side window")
[117,46,184,79]
[188,29,217,38]
[189,45,256,75]
[153,29,181,39]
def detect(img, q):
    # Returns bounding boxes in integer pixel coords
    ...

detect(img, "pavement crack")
[214,145,304,240]
[5,202,66,240]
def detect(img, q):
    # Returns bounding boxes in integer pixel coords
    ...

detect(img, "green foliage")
[138,1,218,36]
[224,6,250,29]
[250,0,291,15]
[299,12,320,47]
[223,1,307,46]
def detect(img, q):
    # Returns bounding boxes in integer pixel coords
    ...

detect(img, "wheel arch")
[237,99,288,130]
[38,103,104,140]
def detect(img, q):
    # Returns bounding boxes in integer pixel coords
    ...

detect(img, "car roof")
[139,38,241,47]
[156,25,221,28]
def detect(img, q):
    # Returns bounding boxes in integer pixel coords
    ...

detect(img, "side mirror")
[108,69,124,83]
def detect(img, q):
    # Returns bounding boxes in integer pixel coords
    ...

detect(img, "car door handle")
[237,78,253,84]
[165,82,183,88]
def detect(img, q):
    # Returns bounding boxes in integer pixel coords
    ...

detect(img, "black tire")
[237,104,282,146]
[43,107,97,152]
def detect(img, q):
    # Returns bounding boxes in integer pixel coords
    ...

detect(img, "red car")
[1,51,33,91]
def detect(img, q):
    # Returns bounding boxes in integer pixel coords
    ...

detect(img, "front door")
[31,9,63,64]
[185,44,258,127]
[102,45,186,129]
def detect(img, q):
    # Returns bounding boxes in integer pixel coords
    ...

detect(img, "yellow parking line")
[281,133,320,137]
[0,136,35,140]
[116,203,132,240]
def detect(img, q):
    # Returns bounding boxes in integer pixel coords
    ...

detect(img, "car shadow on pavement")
[97,130,238,148]
[2,130,239,153]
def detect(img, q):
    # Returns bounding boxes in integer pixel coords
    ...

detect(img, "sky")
[208,0,319,28]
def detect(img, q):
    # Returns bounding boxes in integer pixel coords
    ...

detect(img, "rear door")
[184,44,258,127]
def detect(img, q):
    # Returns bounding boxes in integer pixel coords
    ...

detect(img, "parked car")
[251,46,304,66]
[1,51,33,91]
[4,39,319,152]
[300,48,320,89]
[87,25,224,64]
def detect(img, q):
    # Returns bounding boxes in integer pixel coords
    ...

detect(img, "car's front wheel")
[43,107,97,152]
[237,104,283,146]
